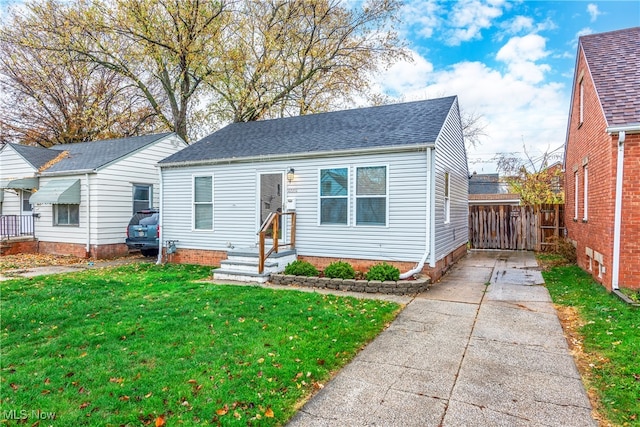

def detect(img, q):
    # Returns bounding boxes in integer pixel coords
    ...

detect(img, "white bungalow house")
[157,97,469,282]
[0,133,187,258]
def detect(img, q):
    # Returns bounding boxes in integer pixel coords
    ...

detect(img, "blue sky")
[374,0,640,173]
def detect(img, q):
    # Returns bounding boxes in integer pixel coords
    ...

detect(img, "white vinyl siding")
[161,151,428,262]
[433,98,468,263]
[33,134,186,246]
[193,175,213,230]
[0,145,38,216]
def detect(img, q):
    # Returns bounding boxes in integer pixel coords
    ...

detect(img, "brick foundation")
[164,248,227,267]
[0,238,38,256]
[35,242,129,259]
[163,243,468,284]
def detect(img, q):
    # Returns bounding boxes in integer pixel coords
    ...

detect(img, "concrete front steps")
[213,248,297,283]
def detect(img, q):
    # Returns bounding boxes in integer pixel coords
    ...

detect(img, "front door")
[259,172,285,243]
[20,190,33,235]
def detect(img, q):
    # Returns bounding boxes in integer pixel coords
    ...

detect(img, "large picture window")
[320,168,348,225]
[54,204,79,226]
[356,166,387,226]
[193,176,213,230]
[133,184,152,213]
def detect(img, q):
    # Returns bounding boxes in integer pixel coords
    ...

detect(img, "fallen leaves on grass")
[554,304,613,427]
[0,254,84,270]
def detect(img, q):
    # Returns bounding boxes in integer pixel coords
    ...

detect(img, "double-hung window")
[444,172,451,224]
[356,166,387,226]
[320,168,348,225]
[193,175,213,230]
[133,184,152,213]
[583,165,588,221]
[574,171,579,221]
[54,204,79,226]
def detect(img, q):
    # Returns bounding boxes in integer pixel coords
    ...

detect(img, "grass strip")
[542,264,640,426]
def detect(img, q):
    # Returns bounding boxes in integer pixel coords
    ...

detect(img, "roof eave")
[606,124,640,134]
[158,143,435,168]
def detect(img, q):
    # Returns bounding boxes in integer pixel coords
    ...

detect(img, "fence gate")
[468,204,564,251]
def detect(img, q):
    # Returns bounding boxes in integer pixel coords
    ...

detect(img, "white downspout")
[156,167,164,265]
[85,173,91,257]
[400,147,433,279]
[611,131,625,290]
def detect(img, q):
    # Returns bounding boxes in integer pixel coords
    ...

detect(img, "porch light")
[287,168,295,182]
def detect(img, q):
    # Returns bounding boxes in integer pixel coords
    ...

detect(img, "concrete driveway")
[288,250,596,426]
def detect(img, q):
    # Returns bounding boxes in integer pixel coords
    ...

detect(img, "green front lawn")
[1,263,401,426]
[542,264,640,426]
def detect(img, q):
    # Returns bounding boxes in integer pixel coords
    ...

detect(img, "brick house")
[564,27,640,290]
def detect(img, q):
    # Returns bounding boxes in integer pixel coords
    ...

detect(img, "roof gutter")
[37,169,97,177]
[609,124,640,290]
[158,143,434,169]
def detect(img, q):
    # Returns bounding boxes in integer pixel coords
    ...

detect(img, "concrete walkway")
[288,251,596,426]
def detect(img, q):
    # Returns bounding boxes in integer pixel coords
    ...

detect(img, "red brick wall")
[36,241,129,259]
[619,133,640,289]
[565,48,640,290]
[0,239,38,256]
[165,248,227,267]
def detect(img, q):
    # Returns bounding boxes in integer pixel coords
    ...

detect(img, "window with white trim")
[133,184,152,213]
[444,172,451,224]
[583,165,588,221]
[355,166,387,226]
[193,175,213,230]
[54,204,79,226]
[21,190,32,213]
[574,171,579,220]
[320,168,348,225]
[579,78,584,125]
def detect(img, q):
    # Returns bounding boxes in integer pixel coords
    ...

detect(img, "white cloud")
[587,4,602,22]
[400,0,441,39]
[504,15,534,34]
[444,0,505,45]
[374,48,568,173]
[496,34,550,83]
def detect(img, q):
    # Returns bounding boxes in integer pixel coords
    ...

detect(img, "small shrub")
[545,236,577,264]
[323,261,356,279]
[284,260,319,277]
[365,263,400,281]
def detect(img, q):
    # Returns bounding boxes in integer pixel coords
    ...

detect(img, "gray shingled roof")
[160,97,457,165]
[580,27,640,127]
[8,143,60,170]
[43,133,173,173]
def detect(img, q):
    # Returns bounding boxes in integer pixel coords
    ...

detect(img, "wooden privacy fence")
[469,204,564,251]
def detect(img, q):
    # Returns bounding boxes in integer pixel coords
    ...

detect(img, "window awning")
[29,179,80,205]
[0,177,39,190]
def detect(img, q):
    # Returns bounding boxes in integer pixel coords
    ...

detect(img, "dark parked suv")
[125,210,159,257]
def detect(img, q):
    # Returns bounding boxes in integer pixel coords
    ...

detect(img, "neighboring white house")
[0,133,187,258]
[157,97,469,282]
